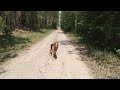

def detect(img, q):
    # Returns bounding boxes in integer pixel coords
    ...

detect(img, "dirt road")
[0,29,94,79]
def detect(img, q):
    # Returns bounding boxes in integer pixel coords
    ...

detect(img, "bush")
[116,49,120,55]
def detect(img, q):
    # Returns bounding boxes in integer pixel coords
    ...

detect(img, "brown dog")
[50,42,59,60]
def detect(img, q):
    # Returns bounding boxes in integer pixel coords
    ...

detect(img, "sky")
[59,11,61,26]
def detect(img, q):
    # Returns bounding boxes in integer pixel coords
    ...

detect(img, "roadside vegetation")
[0,11,58,62]
[61,11,120,79]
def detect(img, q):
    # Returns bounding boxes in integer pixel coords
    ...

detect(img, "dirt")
[0,29,94,79]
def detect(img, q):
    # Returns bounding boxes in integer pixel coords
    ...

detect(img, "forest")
[60,11,120,78]
[0,11,120,61]
[61,11,120,55]
[0,11,58,61]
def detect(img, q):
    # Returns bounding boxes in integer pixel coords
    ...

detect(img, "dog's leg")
[54,52,57,59]
[52,51,55,60]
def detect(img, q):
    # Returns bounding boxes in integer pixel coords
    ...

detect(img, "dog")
[50,42,59,60]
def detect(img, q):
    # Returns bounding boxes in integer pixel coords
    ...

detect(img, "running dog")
[50,42,59,60]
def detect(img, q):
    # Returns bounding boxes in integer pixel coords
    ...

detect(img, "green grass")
[0,29,53,62]
[66,32,81,43]
[66,32,120,79]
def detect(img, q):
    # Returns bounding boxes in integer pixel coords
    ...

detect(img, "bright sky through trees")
[59,11,61,27]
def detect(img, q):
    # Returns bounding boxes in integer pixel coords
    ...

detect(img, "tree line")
[0,11,58,35]
[61,11,120,53]
[0,11,58,48]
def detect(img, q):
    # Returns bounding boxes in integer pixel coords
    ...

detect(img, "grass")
[66,32,120,79]
[0,29,53,62]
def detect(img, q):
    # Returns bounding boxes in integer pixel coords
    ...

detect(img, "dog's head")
[54,42,58,51]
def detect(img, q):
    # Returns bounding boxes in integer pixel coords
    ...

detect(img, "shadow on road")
[58,40,72,46]
[59,39,88,57]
